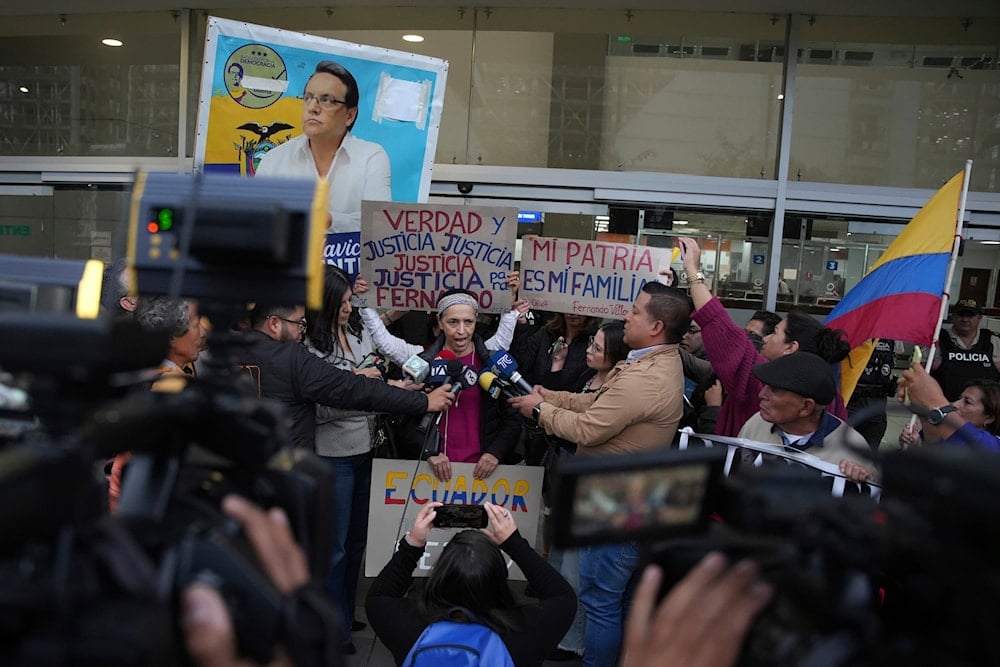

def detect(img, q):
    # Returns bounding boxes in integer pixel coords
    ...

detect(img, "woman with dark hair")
[304,266,422,652]
[584,321,630,391]
[355,278,526,480]
[678,237,851,437]
[366,502,576,666]
[899,378,1000,446]
[512,312,600,464]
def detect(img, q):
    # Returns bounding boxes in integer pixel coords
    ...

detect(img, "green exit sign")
[617,35,632,42]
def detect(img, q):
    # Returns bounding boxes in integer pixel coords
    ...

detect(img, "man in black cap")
[930,298,1000,401]
[737,351,875,483]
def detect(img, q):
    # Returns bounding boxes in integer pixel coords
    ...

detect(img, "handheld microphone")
[478,370,520,400]
[418,357,464,434]
[454,364,479,393]
[357,351,389,377]
[426,350,458,387]
[402,354,430,383]
[487,350,534,395]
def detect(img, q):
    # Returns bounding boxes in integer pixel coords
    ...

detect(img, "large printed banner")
[194,17,447,272]
[365,460,544,580]
[357,201,519,314]
[520,236,673,318]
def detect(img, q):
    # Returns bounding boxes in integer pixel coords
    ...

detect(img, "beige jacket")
[537,344,684,456]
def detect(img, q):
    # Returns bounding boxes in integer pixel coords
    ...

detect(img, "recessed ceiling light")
[673,220,689,225]
[18,86,29,93]
[402,34,424,43]
[980,240,1000,245]
[777,93,785,100]
[102,38,124,47]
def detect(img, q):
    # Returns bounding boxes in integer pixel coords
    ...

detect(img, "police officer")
[846,338,899,449]
[931,299,1000,401]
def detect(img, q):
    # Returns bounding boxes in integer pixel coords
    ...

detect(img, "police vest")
[931,329,1000,400]
[857,338,896,392]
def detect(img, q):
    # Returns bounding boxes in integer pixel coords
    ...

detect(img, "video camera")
[551,443,1000,666]
[0,172,343,667]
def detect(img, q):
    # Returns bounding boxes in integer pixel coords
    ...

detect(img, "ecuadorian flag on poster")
[825,170,965,401]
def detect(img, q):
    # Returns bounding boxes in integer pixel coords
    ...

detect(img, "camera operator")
[182,495,310,667]
[236,302,454,451]
[620,555,773,667]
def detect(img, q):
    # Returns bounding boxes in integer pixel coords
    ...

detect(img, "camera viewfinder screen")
[571,463,710,539]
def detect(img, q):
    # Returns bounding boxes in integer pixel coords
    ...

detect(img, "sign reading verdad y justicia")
[358,201,518,314]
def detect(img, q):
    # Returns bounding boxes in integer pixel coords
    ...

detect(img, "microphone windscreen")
[478,371,499,391]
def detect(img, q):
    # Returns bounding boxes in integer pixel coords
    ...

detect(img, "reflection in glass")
[792,42,1000,192]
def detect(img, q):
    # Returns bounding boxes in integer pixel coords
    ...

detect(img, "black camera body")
[552,443,1000,667]
[0,330,341,667]
[0,172,343,666]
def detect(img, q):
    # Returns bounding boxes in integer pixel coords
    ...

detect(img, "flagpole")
[921,159,973,373]
[904,160,973,435]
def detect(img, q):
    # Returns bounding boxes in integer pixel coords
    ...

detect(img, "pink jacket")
[693,297,846,436]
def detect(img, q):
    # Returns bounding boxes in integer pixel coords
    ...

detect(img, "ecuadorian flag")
[825,169,964,401]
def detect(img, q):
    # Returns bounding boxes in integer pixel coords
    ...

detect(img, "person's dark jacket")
[511,325,595,392]
[366,530,576,667]
[236,330,428,450]
[402,335,522,463]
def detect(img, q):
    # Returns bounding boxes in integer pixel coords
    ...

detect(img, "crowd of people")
[87,238,1000,667]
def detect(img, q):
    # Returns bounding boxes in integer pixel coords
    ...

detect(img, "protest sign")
[365,460,544,579]
[357,201,518,314]
[520,236,674,317]
[194,17,448,274]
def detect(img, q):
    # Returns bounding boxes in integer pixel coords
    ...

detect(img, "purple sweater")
[693,297,847,436]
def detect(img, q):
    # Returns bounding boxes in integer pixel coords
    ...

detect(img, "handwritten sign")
[365,459,544,580]
[358,201,518,314]
[520,236,673,318]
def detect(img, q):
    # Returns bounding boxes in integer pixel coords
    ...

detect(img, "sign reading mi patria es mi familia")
[519,236,674,318]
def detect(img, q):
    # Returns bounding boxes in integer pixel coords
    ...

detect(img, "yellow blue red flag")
[825,170,964,402]
[825,170,963,350]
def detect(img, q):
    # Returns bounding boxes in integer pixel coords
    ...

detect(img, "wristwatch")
[532,402,544,424]
[926,404,957,425]
[690,271,706,284]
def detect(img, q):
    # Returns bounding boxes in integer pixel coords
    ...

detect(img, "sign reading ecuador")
[520,236,674,318]
[365,459,544,580]
[358,201,518,314]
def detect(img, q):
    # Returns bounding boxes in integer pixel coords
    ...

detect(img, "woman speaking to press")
[366,502,576,666]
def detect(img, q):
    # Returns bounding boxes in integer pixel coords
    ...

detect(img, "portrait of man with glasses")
[255,60,392,233]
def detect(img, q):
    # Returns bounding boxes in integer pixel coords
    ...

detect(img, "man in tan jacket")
[510,281,688,667]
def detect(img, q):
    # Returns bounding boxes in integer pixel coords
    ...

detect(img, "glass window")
[0,27,181,157]
[601,40,782,178]
[791,41,1000,192]
[0,185,128,260]
[307,14,784,175]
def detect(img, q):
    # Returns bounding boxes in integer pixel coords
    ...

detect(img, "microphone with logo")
[418,353,480,458]
[425,350,458,389]
[487,350,534,395]
[402,354,431,383]
[478,370,521,400]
